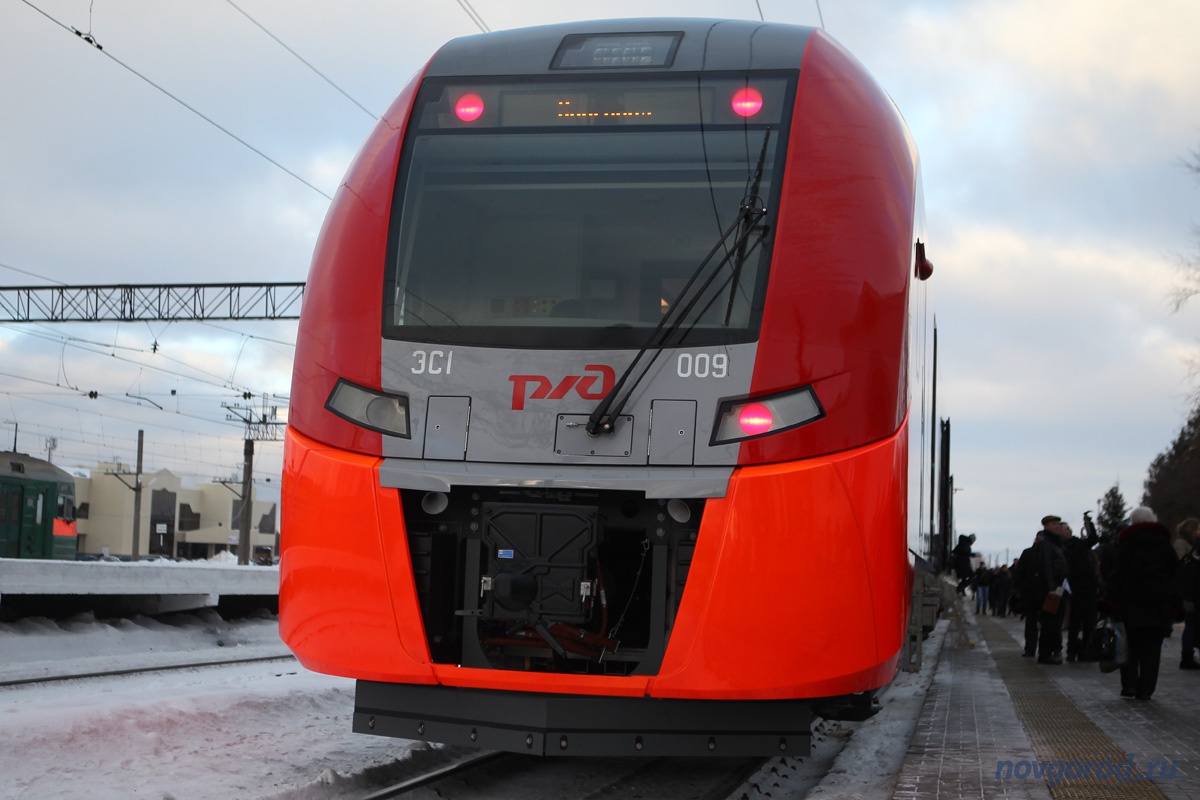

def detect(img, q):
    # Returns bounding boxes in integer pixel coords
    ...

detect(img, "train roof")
[428,18,818,77]
[1,451,75,486]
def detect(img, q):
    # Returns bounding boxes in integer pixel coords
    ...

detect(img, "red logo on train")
[508,364,615,410]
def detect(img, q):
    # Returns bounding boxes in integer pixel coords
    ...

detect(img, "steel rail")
[356,751,508,799]
[0,653,297,688]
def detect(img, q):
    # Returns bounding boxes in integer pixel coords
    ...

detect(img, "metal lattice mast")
[0,283,304,322]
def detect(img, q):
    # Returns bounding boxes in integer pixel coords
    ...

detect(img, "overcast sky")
[3,0,1199,561]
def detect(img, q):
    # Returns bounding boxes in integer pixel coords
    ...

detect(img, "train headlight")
[731,86,764,117]
[455,92,485,122]
[711,386,824,444]
[326,379,411,438]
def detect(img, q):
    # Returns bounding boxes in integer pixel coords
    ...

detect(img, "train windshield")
[384,75,793,348]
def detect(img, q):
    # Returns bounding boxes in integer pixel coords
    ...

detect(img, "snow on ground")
[0,608,289,683]
[0,609,422,800]
[0,606,948,799]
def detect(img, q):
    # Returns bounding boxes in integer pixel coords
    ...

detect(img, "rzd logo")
[508,364,615,410]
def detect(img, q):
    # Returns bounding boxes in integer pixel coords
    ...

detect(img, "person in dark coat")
[1173,518,1199,670]
[953,534,976,594]
[1108,506,1178,699]
[974,564,991,614]
[1063,513,1101,661]
[1018,515,1070,663]
[1015,533,1041,656]
[990,565,1013,618]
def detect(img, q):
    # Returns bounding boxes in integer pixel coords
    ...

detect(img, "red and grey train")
[281,18,933,757]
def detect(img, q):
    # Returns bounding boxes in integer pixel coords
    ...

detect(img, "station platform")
[0,558,278,616]
[894,603,1200,799]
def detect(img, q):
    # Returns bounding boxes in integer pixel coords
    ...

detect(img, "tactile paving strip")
[978,616,1169,799]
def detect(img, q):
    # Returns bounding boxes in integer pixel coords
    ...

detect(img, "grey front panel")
[649,400,697,466]
[378,460,733,499]
[380,341,758,471]
[555,415,633,457]
[424,396,470,460]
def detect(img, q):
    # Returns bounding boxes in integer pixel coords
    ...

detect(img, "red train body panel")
[281,19,931,757]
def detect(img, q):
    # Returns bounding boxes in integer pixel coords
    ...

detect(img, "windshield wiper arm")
[724,129,772,325]
[584,201,767,436]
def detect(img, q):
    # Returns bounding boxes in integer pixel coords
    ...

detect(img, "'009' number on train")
[677,353,728,378]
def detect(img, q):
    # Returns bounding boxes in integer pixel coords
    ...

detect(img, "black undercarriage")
[403,486,701,676]
[354,682,813,757]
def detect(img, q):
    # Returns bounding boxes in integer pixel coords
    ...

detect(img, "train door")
[0,482,23,558]
[27,489,50,558]
[13,486,51,559]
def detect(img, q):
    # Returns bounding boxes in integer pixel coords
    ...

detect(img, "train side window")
[57,495,76,522]
[35,493,44,525]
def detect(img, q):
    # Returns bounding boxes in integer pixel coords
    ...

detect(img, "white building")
[74,463,277,562]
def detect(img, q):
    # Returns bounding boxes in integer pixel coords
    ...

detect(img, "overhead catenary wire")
[0,285,293,473]
[0,324,273,396]
[16,0,333,201]
[453,0,490,33]
[4,431,280,487]
[1,380,248,432]
[1,396,283,475]
[223,0,378,120]
[0,260,69,286]
[754,1,825,28]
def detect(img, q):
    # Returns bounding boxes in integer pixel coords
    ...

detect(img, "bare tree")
[1171,147,1200,311]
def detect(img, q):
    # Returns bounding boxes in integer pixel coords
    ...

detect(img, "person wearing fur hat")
[1108,506,1179,699]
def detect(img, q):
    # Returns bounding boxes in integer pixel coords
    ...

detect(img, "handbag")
[1098,619,1128,673]
[1041,590,1062,614]
[1092,618,1116,666]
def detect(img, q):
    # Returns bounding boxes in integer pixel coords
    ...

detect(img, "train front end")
[281,19,929,757]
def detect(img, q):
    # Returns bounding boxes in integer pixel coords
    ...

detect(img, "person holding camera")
[1064,513,1101,660]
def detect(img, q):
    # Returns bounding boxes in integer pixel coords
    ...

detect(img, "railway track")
[0,653,297,688]
[352,750,768,800]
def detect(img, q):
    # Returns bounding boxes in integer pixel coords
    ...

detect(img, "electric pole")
[222,397,284,565]
[108,430,145,561]
[239,439,254,565]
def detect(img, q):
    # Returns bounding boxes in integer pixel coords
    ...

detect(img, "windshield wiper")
[724,130,772,325]
[584,198,768,436]
[585,129,773,438]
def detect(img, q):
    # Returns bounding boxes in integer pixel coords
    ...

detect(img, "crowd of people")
[953,507,1200,701]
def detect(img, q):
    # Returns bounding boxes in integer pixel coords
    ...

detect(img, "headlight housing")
[325,379,411,438]
[711,385,823,445]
